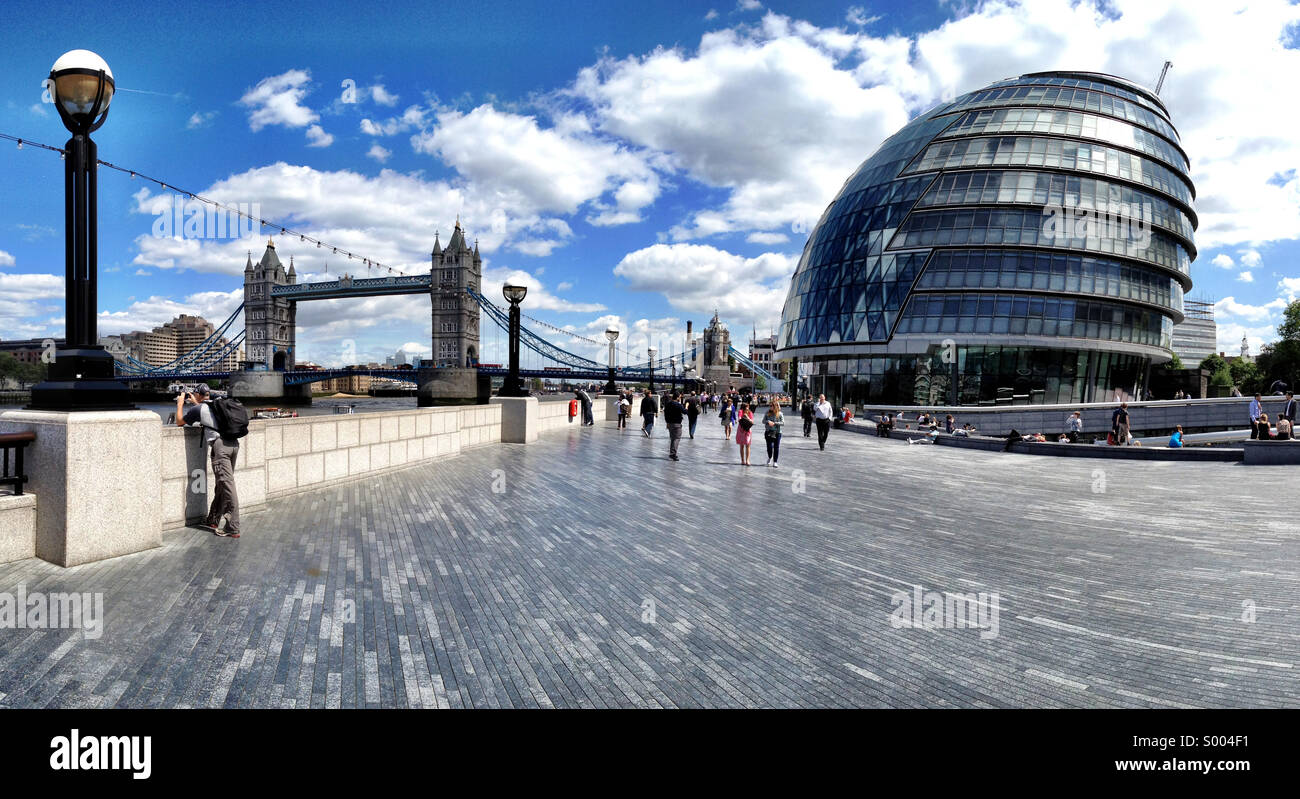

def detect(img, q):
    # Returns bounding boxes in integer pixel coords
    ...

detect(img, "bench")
[0,431,36,496]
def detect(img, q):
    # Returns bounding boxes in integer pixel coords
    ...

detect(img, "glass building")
[775,71,1196,409]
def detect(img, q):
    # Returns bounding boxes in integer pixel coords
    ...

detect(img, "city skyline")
[2,0,1299,368]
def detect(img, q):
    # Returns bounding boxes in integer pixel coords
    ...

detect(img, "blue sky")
[2,0,1299,367]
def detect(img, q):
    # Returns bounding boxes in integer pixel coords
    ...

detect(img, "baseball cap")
[194,383,211,397]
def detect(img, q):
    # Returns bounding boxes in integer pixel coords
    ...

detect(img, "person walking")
[1065,411,1083,443]
[175,383,242,539]
[1249,393,1263,439]
[663,392,686,460]
[813,393,833,450]
[685,392,701,439]
[720,398,734,440]
[762,399,784,467]
[617,392,630,429]
[641,389,658,437]
[735,402,755,466]
[800,395,814,437]
[1111,402,1131,446]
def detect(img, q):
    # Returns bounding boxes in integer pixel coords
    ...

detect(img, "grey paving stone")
[0,420,1297,708]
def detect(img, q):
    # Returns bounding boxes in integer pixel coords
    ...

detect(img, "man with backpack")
[176,383,247,539]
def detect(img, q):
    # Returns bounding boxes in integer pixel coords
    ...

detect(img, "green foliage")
[1168,353,1184,370]
[1229,357,1260,391]
[1256,339,1300,392]
[1276,300,1300,342]
[531,377,544,392]
[754,374,767,391]
[1209,364,1233,387]
[0,353,45,387]
[1199,353,1227,374]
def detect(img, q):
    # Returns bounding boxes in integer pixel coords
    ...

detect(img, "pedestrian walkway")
[0,418,1295,707]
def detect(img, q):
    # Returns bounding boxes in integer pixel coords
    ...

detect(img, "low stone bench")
[0,492,36,564]
[881,428,1243,461]
[1242,440,1300,465]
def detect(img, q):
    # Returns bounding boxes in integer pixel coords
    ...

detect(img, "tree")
[1275,299,1300,342]
[1168,353,1184,370]
[754,374,767,391]
[531,377,544,392]
[1210,364,1233,387]
[1199,353,1227,374]
[1228,357,1260,391]
[1256,339,1300,394]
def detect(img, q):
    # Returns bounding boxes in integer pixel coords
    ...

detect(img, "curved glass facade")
[775,71,1197,408]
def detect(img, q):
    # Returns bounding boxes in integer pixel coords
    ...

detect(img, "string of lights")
[2,130,413,276]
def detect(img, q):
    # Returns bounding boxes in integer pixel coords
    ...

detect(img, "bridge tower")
[419,221,486,406]
[430,220,481,368]
[243,238,297,370]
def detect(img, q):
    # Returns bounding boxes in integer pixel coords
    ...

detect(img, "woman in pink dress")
[735,403,754,466]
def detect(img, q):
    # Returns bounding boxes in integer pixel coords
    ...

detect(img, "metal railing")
[0,431,36,496]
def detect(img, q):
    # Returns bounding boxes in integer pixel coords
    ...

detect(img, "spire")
[447,220,466,253]
[245,250,253,272]
[288,256,296,277]
[431,230,442,257]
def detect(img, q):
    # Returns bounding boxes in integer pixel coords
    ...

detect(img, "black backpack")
[207,397,250,442]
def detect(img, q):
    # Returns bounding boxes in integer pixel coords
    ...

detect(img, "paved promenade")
[1,416,1297,708]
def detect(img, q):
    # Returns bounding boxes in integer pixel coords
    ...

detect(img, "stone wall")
[860,396,1284,437]
[160,404,502,529]
[0,494,35,564]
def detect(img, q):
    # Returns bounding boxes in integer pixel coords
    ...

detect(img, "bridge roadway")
[0,420,1295,707]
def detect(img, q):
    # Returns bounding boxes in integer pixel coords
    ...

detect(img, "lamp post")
[603,328,619,395]
[29,50,133,411]
[647,346,657,393]
[669,356,677,392]
[500,284,528,397]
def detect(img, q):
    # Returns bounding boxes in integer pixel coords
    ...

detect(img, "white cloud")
[614,243,794,330]
[1239,249,1262,268]
[572,20,910,239]
[1214,296,1286,323]
[1237,271,1254,283]
[0,250,14,266]
[746,231,790,245]
[414,105,660,224]
[360,105,427,136]
[239,69,319,131]
[556,281,573,291]
[705,9,719,21]
[187,111,217,129]
[367,143,392,163]
[369,84,399,106]
[846,6,881,27]
[305,124,334,148]
[737,0,762,11]
[1211,254,1234,269]
[0,271,63,337]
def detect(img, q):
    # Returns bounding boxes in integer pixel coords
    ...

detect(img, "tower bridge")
[115,221,779,403]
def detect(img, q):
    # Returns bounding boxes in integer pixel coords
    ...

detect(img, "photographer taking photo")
[175,383,244,539]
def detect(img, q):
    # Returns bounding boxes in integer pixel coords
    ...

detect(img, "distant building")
[315,371,372,394]
[0,337,63,365]
[384,348,410,367]
[1171,300,1216,365]
[117,313,244,371]
[747,334,787,381]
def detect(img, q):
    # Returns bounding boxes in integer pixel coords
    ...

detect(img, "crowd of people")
[610,387,834,466]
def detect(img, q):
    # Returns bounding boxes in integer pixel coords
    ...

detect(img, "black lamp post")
[669,356,677,391]
[499,283,528,397]
[647,346,656,393]
[603,328,619,395]
[29,50,133,412]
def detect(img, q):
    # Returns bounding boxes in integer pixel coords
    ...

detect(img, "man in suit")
[1282,392,1298,429]
[641,390,658,437]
